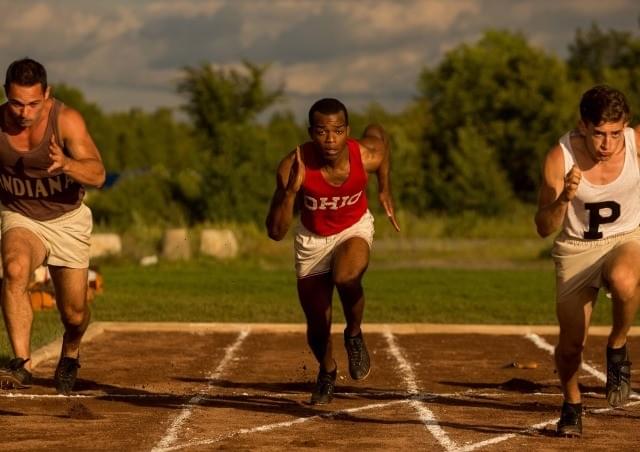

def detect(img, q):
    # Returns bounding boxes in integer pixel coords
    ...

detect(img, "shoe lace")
[57,358,80,381]
[347,337,363,365]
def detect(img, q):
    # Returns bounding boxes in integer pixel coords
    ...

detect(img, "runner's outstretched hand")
[379,191,400,232]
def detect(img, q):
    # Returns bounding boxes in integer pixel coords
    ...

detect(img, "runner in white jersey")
[535,85,640,437]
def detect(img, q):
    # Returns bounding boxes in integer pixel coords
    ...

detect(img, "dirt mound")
[66,401,103,420]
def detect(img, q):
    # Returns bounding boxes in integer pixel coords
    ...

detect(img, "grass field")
[0,247,622,362]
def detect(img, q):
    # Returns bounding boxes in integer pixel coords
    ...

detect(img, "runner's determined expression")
[309,111,350,162]
[5,83,49,129]
[581,119,627,162]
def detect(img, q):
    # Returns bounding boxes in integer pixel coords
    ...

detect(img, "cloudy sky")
[1,0,637,119]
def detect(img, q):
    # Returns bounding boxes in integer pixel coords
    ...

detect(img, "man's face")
[579,119,627,163]
[4,83,49,128]
[579,119,628,163]
[308,111,350,162]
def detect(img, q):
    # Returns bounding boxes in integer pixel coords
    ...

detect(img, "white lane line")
[0,393,182,399]
[590,399,640,413]
[152,329,250,452]
[383,329,419,395]
[0,389,568,402]
[0,389,569,401]
[159,399,411,451]
[525,333,607,381]
[454,418,558,452]
[384,328,458,452]
[526,333,640,400]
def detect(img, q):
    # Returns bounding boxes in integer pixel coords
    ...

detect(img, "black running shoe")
[0,358,32,389]
[606,345,632,407]
[556,402,582,437]
[54,357,80,395]
[344,330,370,380]
[310,367,337,405]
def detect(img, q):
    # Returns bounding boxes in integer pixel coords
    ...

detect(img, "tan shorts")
[294,210,375,278]
[552,227,640,301]
[1,204,93,268]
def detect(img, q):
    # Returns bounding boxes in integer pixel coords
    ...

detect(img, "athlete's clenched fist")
[560,164,581,202]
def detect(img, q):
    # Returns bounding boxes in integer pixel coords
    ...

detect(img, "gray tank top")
[0,99,84,221]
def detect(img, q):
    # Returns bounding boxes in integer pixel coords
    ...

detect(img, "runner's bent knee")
[606,265,640,300]
[333,268,364,288]
[2,259,32,288]
[3,257,30,280]
[59,303,88,327]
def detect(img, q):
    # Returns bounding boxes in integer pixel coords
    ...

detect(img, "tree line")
[27,23,640,231]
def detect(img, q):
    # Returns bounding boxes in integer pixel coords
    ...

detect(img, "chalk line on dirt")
[152,329,250,452]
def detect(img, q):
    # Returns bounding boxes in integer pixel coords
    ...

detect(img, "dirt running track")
[1,322,639,451]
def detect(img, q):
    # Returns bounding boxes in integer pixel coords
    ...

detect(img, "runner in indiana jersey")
[0,58,105,396]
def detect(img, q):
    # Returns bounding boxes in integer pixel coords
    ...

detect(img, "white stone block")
[200,229,238,259]
[90,233,122,258]
[162,228,192,260]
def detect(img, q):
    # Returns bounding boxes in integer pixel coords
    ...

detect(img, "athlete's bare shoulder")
[358,127,387,172]
[57,103,86,132]
[278,148,297,173]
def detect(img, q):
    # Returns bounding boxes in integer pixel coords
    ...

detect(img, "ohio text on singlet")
[300,138,368,236]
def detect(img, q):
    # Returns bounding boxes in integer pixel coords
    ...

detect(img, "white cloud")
[551,0,632,13]
[145,0,225,18]
[349,0,480,36]
[0,0,637,117]
[7,2,52,29]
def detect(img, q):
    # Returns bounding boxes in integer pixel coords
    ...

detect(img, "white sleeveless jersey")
[560,127,640,240]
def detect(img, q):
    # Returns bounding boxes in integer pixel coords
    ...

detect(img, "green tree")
[444,125,514,214]
[567,21,640,121]
[52,84,115,168]
[90,165,189,229]
[418,30,575,211]
[174,61,288,223]
[351,102,429,213]
[568,22,640,82]
[176,61,283,150]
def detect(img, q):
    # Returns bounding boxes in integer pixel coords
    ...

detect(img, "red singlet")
[300,138,368,236]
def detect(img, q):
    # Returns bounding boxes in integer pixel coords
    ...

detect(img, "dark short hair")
[4,58,48,91]
[579,84,629,126]
[308,98,349,127]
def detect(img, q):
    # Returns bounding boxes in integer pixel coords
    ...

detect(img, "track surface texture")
[1,322,639,451]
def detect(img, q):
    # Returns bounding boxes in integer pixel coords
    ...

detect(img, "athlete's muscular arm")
[266,147,305,241]
[48,106,106,188]
[359,124,400,232]
[534,145,581,237]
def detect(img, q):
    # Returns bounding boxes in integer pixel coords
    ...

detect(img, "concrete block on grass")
[200,229,238,259]
[162,228,192,260]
